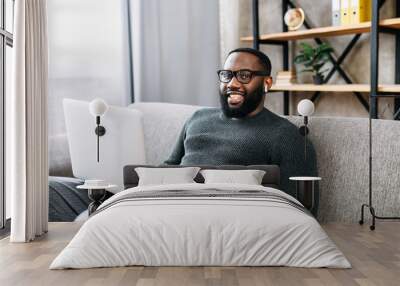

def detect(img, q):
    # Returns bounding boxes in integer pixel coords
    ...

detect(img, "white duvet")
[50,183,351,269]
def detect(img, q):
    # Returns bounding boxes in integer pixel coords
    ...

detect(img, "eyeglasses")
[217,69,269,84]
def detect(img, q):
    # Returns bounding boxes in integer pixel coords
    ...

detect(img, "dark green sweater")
[164,107,318,201]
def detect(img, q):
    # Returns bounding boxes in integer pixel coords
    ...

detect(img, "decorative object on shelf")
[341,0,370,25]
[349,0,371,25]
[332,0,341,26]
[77,180,117,215]
[89,98,109,162]
[294,42,334,85]
[275,70,297,85]
[297,99,315,162]
[284,8,305,31]
[289,177,321,210]
[340,0,350,25]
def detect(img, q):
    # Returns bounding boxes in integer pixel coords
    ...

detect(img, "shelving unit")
[246,0,400,230]
[271,84,400,93]
[241,18,400,42]
[360,0,400,230]
[246,0,400,119]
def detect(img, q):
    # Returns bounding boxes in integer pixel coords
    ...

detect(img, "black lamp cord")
[96,116,100,162]
[304,116,308,163]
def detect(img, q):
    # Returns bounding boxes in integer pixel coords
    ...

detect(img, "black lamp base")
[88,189,106,215]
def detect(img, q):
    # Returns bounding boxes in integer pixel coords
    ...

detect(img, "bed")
[50,165,350,269]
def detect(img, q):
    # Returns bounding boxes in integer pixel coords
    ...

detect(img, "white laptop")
[63,99,146,192]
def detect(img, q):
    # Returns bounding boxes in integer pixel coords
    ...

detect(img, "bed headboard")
[123,165,280,190]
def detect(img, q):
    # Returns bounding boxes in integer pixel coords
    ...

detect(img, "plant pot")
[313,74,324,85]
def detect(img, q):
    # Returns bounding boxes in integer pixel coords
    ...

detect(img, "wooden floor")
[0,222,399,286]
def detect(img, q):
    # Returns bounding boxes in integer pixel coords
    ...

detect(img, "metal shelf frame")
[251,0,400,230]
[359,0,400,230]
[251,0,400,119]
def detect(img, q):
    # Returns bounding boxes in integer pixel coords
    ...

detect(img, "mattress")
[50,183,350,269]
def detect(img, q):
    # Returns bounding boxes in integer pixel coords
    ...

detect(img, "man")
[164,48,318,214]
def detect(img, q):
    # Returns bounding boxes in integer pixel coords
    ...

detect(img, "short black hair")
[227,48,272,76]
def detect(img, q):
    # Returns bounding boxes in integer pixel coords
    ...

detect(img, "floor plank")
[0,222,399,286]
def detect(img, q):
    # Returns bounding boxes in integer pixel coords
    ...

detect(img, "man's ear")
[264,76,273,92]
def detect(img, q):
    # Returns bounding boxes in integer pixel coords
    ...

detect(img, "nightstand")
[77,183,117,215]
[289,177,321,211]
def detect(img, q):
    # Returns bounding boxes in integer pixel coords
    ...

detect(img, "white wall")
[47,0,132,139]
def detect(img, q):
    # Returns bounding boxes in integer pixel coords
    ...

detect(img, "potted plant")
[294,42,333,85]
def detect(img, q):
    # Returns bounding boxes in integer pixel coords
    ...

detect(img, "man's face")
[219,52,268,118]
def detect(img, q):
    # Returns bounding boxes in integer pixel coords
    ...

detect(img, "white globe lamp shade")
[89,98,108,117]
[297,99,315,116]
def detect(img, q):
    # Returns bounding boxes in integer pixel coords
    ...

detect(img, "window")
[0,0,14,230]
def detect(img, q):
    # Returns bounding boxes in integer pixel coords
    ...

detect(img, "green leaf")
[319,68,330,74]
[299,42,313,50]
[317,63,325,70]
[299,43,314,59]
[294,55,306,63]
[299,68,314,73]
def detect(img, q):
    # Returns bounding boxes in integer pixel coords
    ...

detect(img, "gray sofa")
[50,102,400,223]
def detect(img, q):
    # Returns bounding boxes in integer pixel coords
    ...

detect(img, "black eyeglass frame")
[217,69,270,84]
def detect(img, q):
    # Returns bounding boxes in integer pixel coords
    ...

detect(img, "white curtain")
[131,0,220,106]
[9,0,49,242]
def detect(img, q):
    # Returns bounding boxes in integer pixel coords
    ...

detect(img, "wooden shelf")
[270,84,400,93]
[241,18,400,42]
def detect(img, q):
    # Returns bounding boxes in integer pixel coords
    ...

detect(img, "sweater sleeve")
[163,122,188,165]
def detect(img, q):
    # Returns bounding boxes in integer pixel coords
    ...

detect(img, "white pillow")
[135,167,200,186]
[200,169,266,185]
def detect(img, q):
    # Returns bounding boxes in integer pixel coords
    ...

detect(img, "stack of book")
[275,71,297,86]
[332,0,371,26]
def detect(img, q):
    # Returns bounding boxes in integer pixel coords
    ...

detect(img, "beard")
[219,84,265,118]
